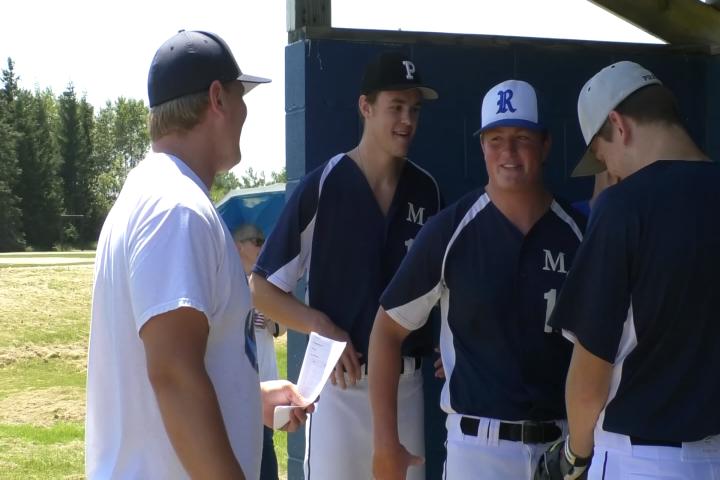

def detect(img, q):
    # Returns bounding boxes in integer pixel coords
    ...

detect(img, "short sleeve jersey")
[550,160,720,442]
[253,154,442,358]
[380,189,585,421]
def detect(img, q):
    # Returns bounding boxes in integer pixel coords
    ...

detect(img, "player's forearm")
[368,308,407,447]
[565,341,613,458]
[249,273,326,335]
[148,362,245,479]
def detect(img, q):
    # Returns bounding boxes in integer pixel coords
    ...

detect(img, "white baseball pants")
[303,362,424,480]
[443,414,567,480]
[589,430,720,479]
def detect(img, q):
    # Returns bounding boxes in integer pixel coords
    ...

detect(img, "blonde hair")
[148,90,210,141]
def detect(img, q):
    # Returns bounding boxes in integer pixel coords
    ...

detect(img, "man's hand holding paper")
[272,332,347,430]
[261,380,315,432]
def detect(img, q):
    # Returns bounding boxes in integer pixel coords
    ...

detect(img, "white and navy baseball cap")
[148,30,270,107]
[572,61,662,177]
[474,79,544,136]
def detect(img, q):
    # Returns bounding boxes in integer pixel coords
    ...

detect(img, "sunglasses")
[242,237,264,247]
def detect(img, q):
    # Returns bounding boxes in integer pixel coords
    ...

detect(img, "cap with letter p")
[148,29,270,107]
[475,79,544,136]
[360,52,438,100]
[572,61,661,177]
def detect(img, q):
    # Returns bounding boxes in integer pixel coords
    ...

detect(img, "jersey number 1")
[543,289,556,333]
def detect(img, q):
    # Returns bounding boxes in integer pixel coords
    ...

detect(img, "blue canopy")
[216,183,286,237]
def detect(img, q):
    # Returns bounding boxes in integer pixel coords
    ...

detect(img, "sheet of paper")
[295,332,347,401]
[273,332,346,429]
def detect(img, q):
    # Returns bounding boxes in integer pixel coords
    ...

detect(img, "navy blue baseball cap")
[148,30,270,107]
[360,52,438,100]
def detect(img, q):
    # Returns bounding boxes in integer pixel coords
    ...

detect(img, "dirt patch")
[0,387,85,426]
[0,343,87,370]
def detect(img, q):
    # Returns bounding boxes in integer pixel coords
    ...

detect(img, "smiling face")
[360,88,422,159]
[481,126,549,193]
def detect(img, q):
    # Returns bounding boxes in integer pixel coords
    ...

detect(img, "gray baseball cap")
[573,61,661,177]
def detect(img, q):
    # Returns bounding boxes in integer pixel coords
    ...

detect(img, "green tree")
[1,61,151,249]
[57,84,96,243]
[77,95,98,240]
[57,85,81,211]
[210,171,242,204]
[0,111,24,251]
[88,98,149,228]
[270,167,287,184]
[232,166,287,189]
[236,166,286,188]
[14,89,64,249]
[114,97,150,176]
[238,167,267,188]
[91,102,124,216]
[1,57,19,105]
[0,60,24,250]
[211,166,286,204]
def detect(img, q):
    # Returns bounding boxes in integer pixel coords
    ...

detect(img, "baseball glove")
[533,437,591,480]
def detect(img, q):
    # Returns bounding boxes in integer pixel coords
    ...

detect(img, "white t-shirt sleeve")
[128,205,219,332]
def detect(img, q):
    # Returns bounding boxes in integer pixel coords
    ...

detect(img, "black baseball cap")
[360,52,438,100]
[147,30,270,107]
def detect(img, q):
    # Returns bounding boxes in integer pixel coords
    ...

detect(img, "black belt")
[362,356,422,375]
[460,417,562,444]
[630,435,682,448]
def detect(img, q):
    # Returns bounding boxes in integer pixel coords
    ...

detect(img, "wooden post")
[287,0,331,42]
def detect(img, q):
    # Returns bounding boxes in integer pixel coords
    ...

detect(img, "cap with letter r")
[147,29,270,107]
[360,51,438,100]
[572,61,662,177]
[475,79,544,136]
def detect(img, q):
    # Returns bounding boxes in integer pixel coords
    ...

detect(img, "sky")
[0,0,662,178]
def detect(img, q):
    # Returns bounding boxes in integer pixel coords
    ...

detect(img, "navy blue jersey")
[380,189,585,421]
[253,153,442,358]
[550,160,720,443]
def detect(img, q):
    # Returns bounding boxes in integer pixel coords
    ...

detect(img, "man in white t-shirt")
[85,30,311,480]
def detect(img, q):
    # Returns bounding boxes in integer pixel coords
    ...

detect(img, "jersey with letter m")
[253,153,442,358]
[381,189,585,420]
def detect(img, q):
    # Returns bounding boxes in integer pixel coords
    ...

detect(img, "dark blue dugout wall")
[284,29,716,479]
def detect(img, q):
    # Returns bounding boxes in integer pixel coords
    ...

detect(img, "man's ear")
[358,94,371,119]
[608,110,631,145]
[208,80,225,114]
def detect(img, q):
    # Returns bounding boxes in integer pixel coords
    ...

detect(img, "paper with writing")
[272,332,346,429]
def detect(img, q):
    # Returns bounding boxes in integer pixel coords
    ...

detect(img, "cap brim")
[571,148,606,177]
[364,84,439,100]
[473,119,545,137]
[417,86,439,100]
[238,73,271,95]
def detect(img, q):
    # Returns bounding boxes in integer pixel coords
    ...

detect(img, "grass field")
[0,252,289,479]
